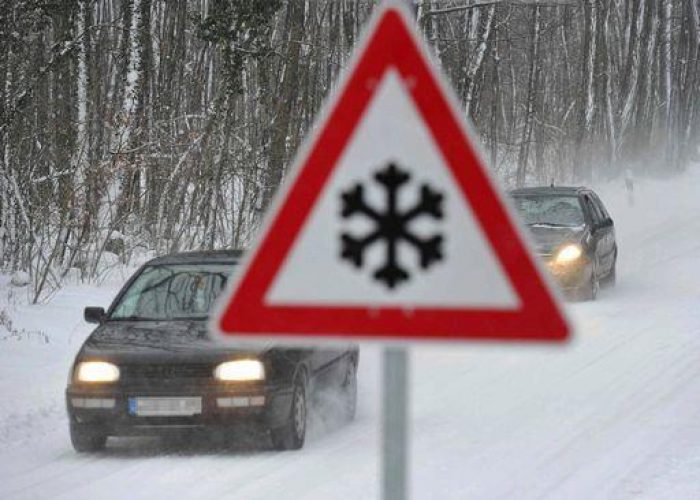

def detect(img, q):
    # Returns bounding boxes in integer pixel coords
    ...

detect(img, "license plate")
[128,397,202,417]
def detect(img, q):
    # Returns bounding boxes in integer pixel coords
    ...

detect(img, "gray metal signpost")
[383,347,408,500]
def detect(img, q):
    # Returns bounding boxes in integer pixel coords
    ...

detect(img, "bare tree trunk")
[574,0,598,182]
[618,0,646,149]
[262,1,305,212]
[659,0,673,165]
[516,6,541,187]
[464,5,495,120]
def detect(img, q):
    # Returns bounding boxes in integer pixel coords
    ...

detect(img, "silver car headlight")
[554,244,583,264]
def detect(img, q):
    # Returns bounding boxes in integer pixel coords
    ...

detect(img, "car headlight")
[214,360,265,382]
[555,244,583,264]
[75,361,120,383]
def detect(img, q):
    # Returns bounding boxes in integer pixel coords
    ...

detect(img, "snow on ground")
[1,169,700,499]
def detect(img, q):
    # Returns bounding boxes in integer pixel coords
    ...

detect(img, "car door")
[309,347,348,391]
[590,192,616,273]
[583,192,612,277]
[582,193,605,277]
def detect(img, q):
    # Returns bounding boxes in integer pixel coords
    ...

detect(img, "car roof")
[509,186,589,196]
[145,249,243,266]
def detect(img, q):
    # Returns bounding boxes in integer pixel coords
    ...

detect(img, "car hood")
[79,320,271,363]
[527,225,586,255]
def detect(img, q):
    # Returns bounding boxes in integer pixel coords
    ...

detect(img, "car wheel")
[582,269,599,301]
[70,424,107,452]
[602,259,617,288]
[271,374,307,451]
[341,358,358,422]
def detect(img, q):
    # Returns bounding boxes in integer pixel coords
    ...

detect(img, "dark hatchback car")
[66,250,358,452]
[510,186,617,300]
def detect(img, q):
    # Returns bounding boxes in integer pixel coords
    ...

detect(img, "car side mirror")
[593,219,610,231]
[596,218,611,230]
[84,307,106,324]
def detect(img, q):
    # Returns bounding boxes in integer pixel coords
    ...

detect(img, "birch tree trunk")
[516,6,541,187]
[464,5,495,120]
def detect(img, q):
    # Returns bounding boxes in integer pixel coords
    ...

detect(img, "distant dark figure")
[624,169,634,207]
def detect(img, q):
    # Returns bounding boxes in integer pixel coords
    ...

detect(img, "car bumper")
[66,382,293,437]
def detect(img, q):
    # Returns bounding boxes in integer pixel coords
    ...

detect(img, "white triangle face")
[266,70,520,309]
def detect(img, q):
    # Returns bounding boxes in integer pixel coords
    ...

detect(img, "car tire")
[602,258,617,288]
[341,358,358,422]
[582,269,599,301]
[271,374,307,451]
[70,424,107,452]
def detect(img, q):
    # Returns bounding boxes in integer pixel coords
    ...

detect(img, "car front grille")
[122,363,213,382]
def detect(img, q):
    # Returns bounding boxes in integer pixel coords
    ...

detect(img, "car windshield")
[512,195,585,227]
[110,263,234,320]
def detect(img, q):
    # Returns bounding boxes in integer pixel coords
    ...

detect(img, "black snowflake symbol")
[339,162,444,289]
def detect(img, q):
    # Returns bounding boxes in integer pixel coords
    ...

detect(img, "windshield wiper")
[109,315,160,321]
[528,222,570,228]
[109,315,209,321]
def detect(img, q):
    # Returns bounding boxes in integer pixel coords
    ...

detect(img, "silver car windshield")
[110,263,234,320]
[512,195,585,228]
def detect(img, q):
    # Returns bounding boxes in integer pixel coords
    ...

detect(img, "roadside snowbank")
[0,284,117,446]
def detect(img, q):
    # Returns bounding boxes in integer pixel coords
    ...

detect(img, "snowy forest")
[1,0,699,300]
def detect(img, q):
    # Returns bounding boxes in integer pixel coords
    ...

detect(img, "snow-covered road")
[2,171,700,499]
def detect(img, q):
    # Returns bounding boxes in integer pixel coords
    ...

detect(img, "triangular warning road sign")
[212,3,570,343]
